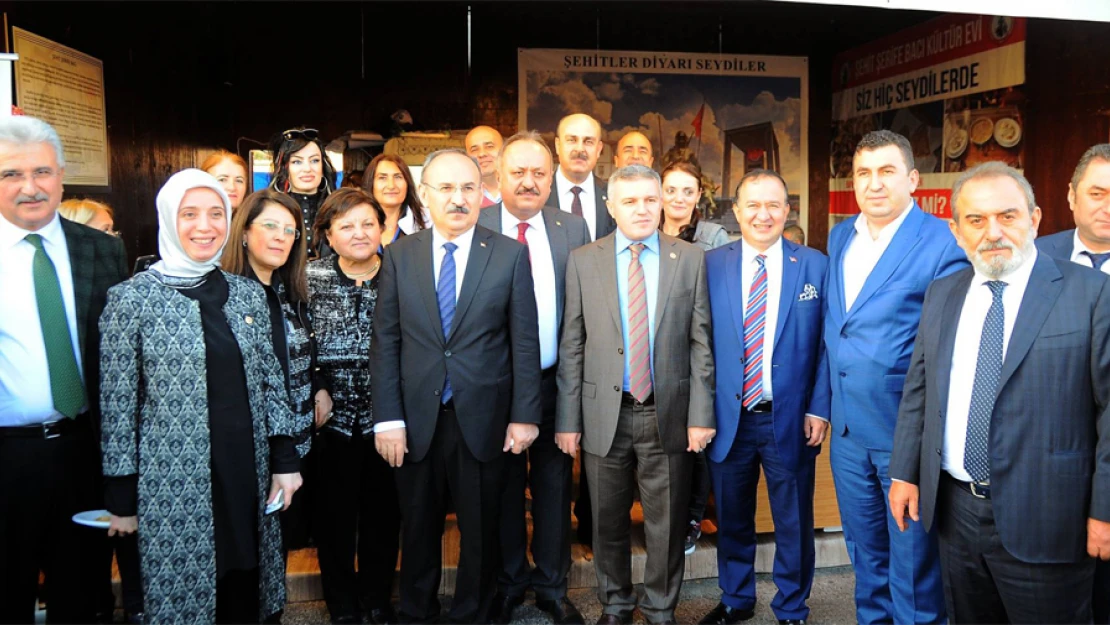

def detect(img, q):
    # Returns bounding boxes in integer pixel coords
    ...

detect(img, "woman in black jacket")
[269,127,338,259]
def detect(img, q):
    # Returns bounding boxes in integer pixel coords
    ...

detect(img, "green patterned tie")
[25,234,86,418]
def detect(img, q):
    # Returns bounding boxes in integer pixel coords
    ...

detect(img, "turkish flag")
[691,103,705,139]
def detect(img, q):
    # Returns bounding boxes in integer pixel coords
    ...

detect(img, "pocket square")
[798,283,819,302]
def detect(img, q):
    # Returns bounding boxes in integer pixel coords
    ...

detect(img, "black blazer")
[370,225,543,463]
[61,217,129,423]
[544,169,615,241]
[891,254,1110,563]
[476,204,591,334]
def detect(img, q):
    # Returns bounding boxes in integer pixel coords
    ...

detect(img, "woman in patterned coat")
[99,169,302,624]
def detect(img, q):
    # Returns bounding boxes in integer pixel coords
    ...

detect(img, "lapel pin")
[670,252,677,259]
[480,241,487,248]
[556,221,562,226]
[245,315,254,325]
[789,256,797,263]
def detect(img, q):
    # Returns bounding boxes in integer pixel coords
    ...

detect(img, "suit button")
[936,448,942,455]
[445,350,452,357]
[839,372,847,378]
[618,348,624,355]
[735,393,741,400]
[841,331,848,339]
[434,389,441,396]
[613,386,620,392]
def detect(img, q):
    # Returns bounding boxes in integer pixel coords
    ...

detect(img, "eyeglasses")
[252,221,301,239]
[421,182,480,197]
[282,128,318,141]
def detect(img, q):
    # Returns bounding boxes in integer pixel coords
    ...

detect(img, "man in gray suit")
[479,131,590,625]
[889,162,1110,624]
[556,164,715,625]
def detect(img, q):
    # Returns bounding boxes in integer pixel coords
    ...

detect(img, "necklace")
[342,257,381,279]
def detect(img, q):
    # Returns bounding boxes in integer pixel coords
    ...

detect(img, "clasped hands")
[375,423,540,469]
[555,426,718,458]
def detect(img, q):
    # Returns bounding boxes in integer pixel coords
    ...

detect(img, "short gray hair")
[951,161,1036,221]
[420,148,480,183]
[0,116,66,168]
[1070,143,1110,192]
[607,164,661,198]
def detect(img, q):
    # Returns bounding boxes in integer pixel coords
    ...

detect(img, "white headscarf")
[150,168,233,278]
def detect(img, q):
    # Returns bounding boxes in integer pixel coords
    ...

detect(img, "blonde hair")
[58,198,114,225]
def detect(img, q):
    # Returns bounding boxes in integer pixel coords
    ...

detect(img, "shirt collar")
[615,228,659,255]
[432,224,476,254]
[740,236,783,264]
[1071,229,1110,257]
[852,200,914,243]
[500,207,546,232]
[0,209,64,252]
[971,247,1038,294]
[557,168,594,195]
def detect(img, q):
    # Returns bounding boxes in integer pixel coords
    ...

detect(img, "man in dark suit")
[0,115,129,623]
[370,148,543,624]
[545,113,615,242]
[890,162,1110,624]
[556,164,715,625]
[478,131,590,625]
[823,130,966,625]
[700,170,829,625]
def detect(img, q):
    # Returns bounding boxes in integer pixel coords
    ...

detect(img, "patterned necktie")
[516,222,531,263]
[627,243,653,402]
[1083,250,1110,271]
[742,255,768,410]
[438,241,458,404]
[26,234,86,419]
[964,280,1007,482]
[570,186,584,217]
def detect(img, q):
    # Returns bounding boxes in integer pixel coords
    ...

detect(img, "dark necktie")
[516,222,531,263]
[742,255,768,410]
[26,234,86,419]
[438,242,458,404]
[570,186,584,218]
[964,280,1007,483]
[1083,250,1110,270]
[627,243,652,402]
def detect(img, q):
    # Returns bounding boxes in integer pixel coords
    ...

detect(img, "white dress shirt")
[1069,230,1110,275]
[842,202,914,312]
[942,250,1036,482]
[555,168,599,241]
[740,238,782,401]
[397,204,431,236]
[501,208,558,369]
[374,225,476,435]
[0,212,84,426]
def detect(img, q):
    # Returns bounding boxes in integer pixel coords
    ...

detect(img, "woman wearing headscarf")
[99,169,302,624]
[269,127,337,259]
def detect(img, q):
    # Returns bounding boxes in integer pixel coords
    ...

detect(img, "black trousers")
[1095,560,1110,624]
[0,417,101,624]
[314,428,401,620]
[498,369,573,600]
[688,450,711,523]
[936,473,1094,624]
[216,568,260,624]
[395,405,506,624]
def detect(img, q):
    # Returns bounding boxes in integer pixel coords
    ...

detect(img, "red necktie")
[516,222,531,263]
[570,186,584,217]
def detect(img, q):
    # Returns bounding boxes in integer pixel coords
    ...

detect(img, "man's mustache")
[570,150,590,161]
[16,192,50,205]
[445,204,470,215]
[515,186,540,197]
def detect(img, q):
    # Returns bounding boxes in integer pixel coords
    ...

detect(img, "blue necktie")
[964,280,1007,483]
[438,242,458,404]
[1083,250,1110,271]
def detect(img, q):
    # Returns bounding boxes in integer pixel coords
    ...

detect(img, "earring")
[242,240,247,247]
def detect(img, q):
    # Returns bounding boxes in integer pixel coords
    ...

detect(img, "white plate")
[994,117,1022,148]
[72,509,112,529]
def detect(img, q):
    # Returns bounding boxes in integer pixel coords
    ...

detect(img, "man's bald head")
[465,125,504,180]
[554,114,604,184]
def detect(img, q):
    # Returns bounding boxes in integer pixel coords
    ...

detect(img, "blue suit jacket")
[824,204,969,451]
[706,238,831,470]
[891,254,1110,562]
[1035,228,1075,260]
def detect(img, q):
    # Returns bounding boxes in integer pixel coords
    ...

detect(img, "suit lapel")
[773,240,802,353]
[846,205,926,320]
[449,227,494,341]
[594,180,609,238]
[654,236,680,336]
[594,235,623,334]
[828,227,849,326]
[936,271,973,409]
[412,230,445,346]
[996,254,1063,394]
[725,243,748,350]
[61,219,92,354]
[544,209,570,327]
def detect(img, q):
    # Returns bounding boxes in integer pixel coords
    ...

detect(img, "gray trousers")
[583,397,692,623]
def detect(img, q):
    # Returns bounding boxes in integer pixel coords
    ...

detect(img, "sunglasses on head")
[282,128,319,141]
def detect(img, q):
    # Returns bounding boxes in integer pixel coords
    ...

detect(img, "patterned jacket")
[270,277,317,457]
[306,257,376,437]
[99,270,294,623]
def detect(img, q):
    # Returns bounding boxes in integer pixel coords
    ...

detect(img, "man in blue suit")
[699,170,829,625]
[1035,143,1110,624]
[824,130,968,624]
[890,162,1110,623]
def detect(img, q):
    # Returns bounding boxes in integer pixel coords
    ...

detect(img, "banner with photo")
[519,48,809,233]
[829,14,1027,226]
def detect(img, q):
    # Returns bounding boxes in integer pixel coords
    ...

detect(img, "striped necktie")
[438,242,458,404]
[627,243,653,402]
[742,255,768,410]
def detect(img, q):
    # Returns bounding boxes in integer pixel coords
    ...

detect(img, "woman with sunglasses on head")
[362,153,428,247]
[100,169,302,624]
[306,188,400,625]
[221,190,331,561]
[269,127,338,259]
[202,150,250,213]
